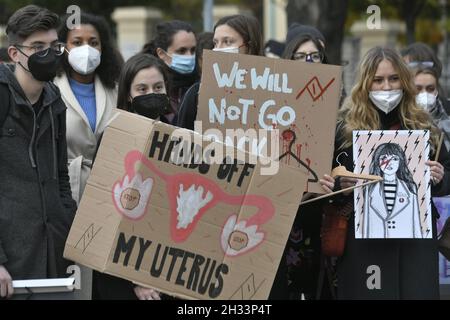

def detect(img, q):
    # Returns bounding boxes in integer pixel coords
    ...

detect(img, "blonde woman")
[320,46,450,299]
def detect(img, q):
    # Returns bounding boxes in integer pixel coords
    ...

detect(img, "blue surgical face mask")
[167,53,196,74]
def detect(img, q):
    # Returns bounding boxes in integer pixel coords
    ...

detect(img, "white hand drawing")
[221,214,264,256]
[176,184,213,229]
[113,173,153,220]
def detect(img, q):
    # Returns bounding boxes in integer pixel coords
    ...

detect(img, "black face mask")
[17,47,62,82]
[131,93,171,119]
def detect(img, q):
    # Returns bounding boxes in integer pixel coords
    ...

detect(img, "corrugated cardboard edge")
[64,111,157,273]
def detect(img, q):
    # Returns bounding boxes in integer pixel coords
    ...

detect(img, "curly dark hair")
[58,12,122,89]
[142,20,194,57]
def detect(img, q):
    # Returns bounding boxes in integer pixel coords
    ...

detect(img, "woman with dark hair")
[176,14,263,130]
[280,31,335,300]
[92,53,169,300]
[176,32,215,130]
[142,20,197,124]
[282,34,328,64]
[54,12,122,205]
[213,14,263,55]
[363,143,421,239]
[116,53,170,117]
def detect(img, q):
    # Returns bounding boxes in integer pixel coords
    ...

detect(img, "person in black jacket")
[176,32,213,131]
[321,46,450,299]
[0,5,76,298]
[92,53,170,300]
[281,33,333,299]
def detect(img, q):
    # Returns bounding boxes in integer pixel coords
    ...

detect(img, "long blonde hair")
[338,46,439,152]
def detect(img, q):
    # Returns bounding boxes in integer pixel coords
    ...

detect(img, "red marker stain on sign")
[306,158,311,169]
[296,76,335,102]
[281,129,295,165]
[296,144,302,162]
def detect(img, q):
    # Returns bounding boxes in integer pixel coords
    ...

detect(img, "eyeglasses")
[293,51,323,63]
[408,61,434,68]
[15,42,66,57]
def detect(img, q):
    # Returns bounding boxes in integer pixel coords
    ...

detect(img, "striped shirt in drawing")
[384,182,397,214]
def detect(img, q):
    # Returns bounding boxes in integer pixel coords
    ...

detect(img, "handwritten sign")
[64,111,307,300]
[197,50,342,193]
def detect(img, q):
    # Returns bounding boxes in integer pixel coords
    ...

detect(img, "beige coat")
[54,73,117,204]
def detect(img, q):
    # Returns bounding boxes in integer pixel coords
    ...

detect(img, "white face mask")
[416,92,437,111]
[68,45,101,75]
[369,89,403,114]
[213,46,240,54]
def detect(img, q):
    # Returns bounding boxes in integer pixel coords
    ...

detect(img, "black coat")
[0,64,76,280]
[165,67,199,125]
[176,82,200,130]
[333,108,450,299]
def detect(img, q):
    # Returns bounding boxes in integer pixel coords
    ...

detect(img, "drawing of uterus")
[112,150,275,257]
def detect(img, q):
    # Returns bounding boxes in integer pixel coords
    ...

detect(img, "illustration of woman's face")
[379,154,400,175]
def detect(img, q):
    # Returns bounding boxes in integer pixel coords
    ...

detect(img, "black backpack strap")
[0,84,11,128]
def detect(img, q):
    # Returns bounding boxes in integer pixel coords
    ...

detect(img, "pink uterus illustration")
[112,150,275,257]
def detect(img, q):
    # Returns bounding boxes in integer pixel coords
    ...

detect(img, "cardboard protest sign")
[353,130,432,239]
[432,197,450,285]
[64,111,307,300]
[197,50,342,194]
